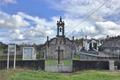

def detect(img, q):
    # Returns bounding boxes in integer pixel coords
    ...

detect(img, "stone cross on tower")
[56,16,65,37]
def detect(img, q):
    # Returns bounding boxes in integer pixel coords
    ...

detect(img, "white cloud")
[62,18,97,38]
[0,0,16,4]
[96,21,120,30]
[0,11,29,29]
[18,12,57,37]
[1,11,120,44]
[48,0,120,18]
[0,0,120,44]
[96,21,120,36]
[10,29,24,40]
[0,12,120,43]
[0,11,57,44]
[45,0,120,39]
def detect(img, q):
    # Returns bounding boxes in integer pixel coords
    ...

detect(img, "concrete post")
[13,44,16,69]
[7,45,10,69]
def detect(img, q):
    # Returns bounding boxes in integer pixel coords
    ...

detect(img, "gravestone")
[23,47,36,60]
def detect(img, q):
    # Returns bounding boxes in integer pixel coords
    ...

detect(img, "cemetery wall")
[0,60,45,70]
[114,61,120,69]
[73,60,109,71]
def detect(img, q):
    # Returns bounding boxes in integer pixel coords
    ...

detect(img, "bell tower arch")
[56,16,65,37]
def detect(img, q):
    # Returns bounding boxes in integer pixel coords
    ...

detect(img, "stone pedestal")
[109,60,115,71]
[57,63,63,72]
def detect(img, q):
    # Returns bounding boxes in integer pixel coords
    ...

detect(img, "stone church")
[40,17,77,60]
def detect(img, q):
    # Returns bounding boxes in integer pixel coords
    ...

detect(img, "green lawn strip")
[0,53,45,60]
[71,70,120,80]
[62,60,72,66]
[73,55,80,60]
[10,71,69,80]
[0,55,22,60]
[0,69,28,80]
[45,60,72,66]
[45,60,58,66]
[9,70,120,80]
[1,69,120,80]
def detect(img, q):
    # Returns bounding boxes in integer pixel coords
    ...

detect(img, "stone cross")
[56,46,63,64]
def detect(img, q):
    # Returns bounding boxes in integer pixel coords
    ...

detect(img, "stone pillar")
[72,36,75,59]
[109,60,115,71]
[72,36,74,41]
[96,43,98,51]
[91,42,93,49]
[58,46,60,64]
[62,26,64,37]
[57,26,59,36]
[46,36,49,59]
[47,36,49,47]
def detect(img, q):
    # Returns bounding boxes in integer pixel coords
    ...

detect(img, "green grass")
[0,54,44,60]
[45,60,72,66]
[73,54,80,60]
[1,69,120,80]
[0,55,22,60]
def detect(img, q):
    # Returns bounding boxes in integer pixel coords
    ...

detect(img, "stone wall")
[114,61,120,69]
[44,37,76,59]
[73,60,109,71]
[0,60,45,70]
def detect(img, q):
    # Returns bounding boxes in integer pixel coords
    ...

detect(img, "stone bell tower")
[56,16,65,37]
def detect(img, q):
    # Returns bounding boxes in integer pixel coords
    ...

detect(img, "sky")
[0,0,120,44]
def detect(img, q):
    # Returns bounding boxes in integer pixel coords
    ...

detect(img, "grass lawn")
[73,54,80,60]
[1,69,120,80]
[45,59,72,66]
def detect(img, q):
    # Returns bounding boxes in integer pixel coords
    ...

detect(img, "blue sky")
[1,0,63,19]
[0,0,120,44]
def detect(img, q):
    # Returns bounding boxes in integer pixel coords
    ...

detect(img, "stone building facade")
[79,36,120,60]
[99,37,120,59]
[39,17,78,60]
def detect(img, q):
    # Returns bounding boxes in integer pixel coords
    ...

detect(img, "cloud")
[0,11,57,44]
[18,12,57,37]
[44,0,120,38]
[96,21,120,36]
[1,11,120,44]
[47,0,120,18]
[62,18,97,38]
[0,0,120,44]
[0,0,17,5]
[0,11,29,29]
[0,0,16,4]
